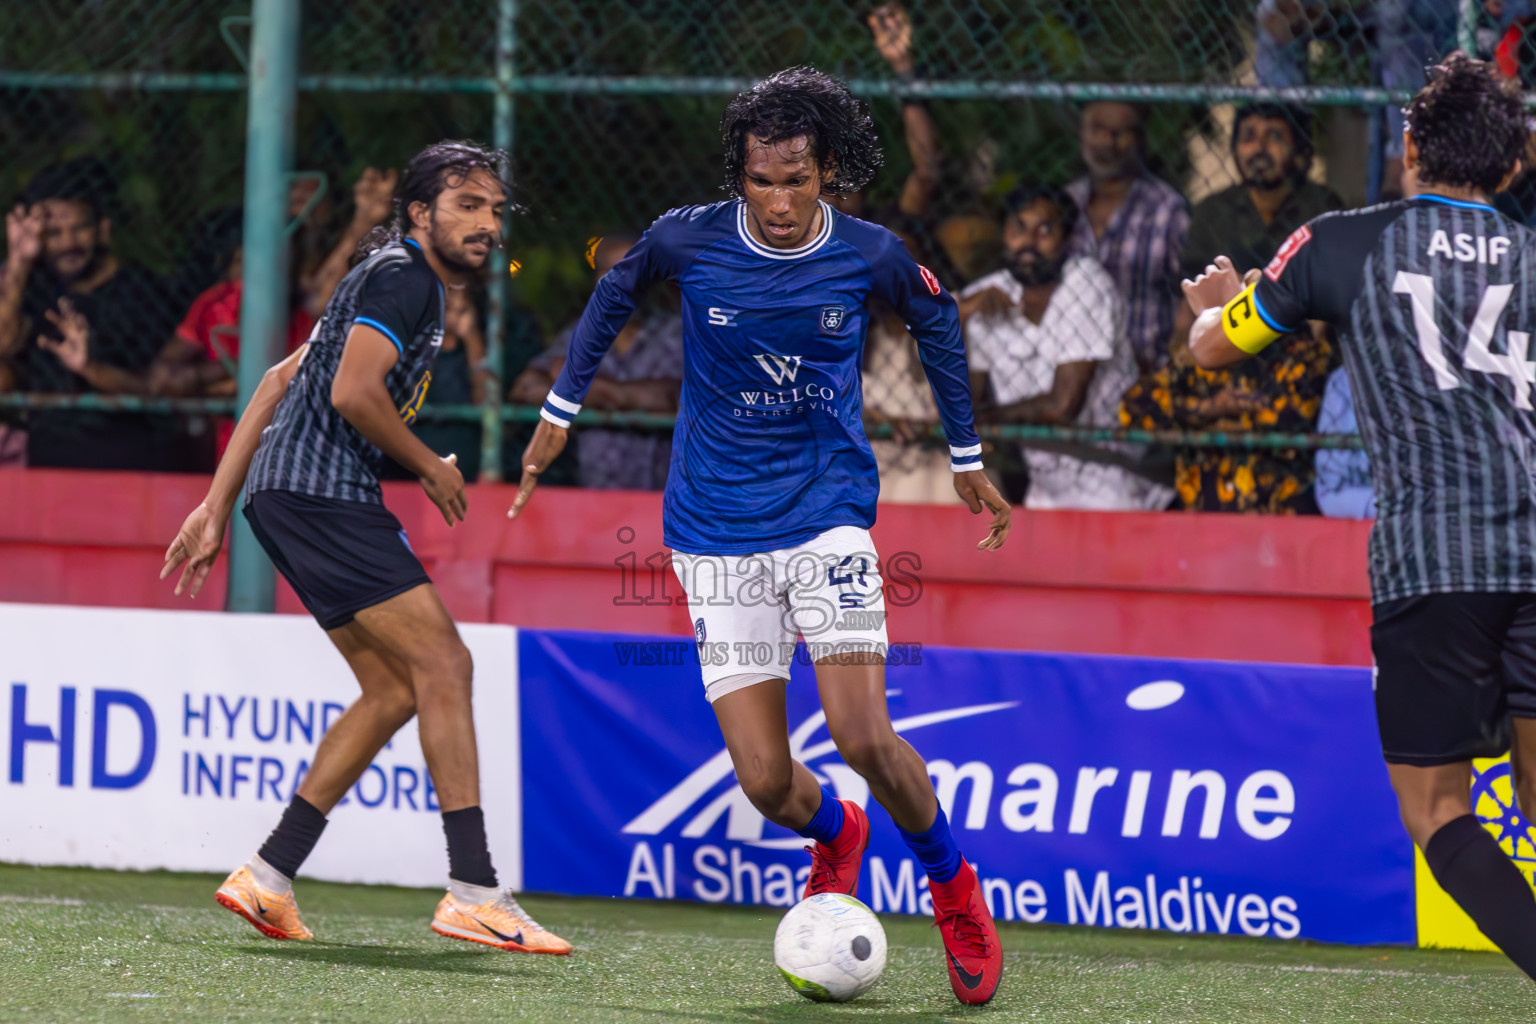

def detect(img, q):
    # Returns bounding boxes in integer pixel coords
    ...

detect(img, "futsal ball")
[773,892,887,1002]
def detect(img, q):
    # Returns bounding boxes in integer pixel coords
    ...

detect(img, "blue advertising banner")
[520,630,1414,946]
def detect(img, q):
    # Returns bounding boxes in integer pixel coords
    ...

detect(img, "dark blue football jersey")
[542,201,983,554]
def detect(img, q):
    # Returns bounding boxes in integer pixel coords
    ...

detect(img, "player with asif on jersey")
[1185,55,1536,980]
[507,67,1013,1004]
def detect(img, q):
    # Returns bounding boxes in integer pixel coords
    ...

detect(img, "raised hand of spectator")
[5,204,42,268]
[867,3,915,75]
[352,167,398,229]
[38,297,91,375]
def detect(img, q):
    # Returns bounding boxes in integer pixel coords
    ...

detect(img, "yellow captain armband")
[1221,282,1284,355]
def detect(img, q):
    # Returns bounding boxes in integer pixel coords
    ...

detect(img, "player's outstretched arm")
[954,470,1011,551]
[160,342,309,597]
[1185,256,1273,370]
[506,417,568,520]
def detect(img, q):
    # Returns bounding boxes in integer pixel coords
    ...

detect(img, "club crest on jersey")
[918,265,941,296]
[820,305,846,332]
[1265,225,1311,282]
[694,617,707,645]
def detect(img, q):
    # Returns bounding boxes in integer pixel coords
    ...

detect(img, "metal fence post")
[479,0,517,484]
[228,0,299,614]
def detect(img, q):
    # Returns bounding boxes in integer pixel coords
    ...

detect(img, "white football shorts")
[670,525,891,703]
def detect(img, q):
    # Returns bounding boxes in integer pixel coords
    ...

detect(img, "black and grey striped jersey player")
[1185,55,1536,983]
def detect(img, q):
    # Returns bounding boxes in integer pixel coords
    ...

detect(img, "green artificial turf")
[0,863,1529,1023]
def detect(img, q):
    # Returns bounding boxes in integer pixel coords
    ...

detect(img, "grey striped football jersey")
[245,239,445,505]
[1256,195,1536,603]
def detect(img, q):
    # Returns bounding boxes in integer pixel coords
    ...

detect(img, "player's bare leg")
[348,582,570,953]
[711,679,871,899]
[712,680,822,826]
[216,622,416,940]
[294,623,418,812]
[815,652,935,831]
[817,650,1001,1004]
[349,583,481,811]
[1390,734,1536,980]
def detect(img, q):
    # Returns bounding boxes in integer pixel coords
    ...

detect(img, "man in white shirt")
[961,184,1172,511]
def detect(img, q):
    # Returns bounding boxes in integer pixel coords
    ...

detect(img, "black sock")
[442,806,498,888]
[1424,814,1536,981]
[256,795,328,880]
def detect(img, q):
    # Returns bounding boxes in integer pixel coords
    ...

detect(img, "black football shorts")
[243,488,431,631]
[1371,592,1536,766]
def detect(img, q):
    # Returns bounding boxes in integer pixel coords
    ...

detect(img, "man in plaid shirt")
[1067,101,1190,373]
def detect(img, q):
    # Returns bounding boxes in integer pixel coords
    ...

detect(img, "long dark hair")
[356,139,512,259]
[719,66,883,198]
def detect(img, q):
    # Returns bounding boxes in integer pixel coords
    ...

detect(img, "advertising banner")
[520,630,1415,946]
[0,604,521,890]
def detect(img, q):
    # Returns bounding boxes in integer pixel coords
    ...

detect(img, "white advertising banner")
[0,603,521,890]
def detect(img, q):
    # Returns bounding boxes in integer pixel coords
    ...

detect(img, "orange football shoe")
[215,865,313,941]
[431,889,573,955]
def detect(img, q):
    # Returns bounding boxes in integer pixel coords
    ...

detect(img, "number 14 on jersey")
[1395,271,1536,410]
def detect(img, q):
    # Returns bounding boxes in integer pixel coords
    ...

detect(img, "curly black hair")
[357,139,512,258]
[1405,55,1526,194]
[719,66,883,198]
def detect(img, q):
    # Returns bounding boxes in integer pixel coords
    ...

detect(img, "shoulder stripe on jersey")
[1251,289,1297,334]
[354,316,404,353]
[735,200,835,260]
[1415,194,1497,213]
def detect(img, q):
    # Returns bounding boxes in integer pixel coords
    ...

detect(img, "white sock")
[449,879,500,906]
[246,854,293,895]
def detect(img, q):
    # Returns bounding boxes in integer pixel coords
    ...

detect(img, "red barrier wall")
[0,468,1374,665]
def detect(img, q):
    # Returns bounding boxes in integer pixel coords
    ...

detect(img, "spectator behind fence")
[1315,366,1376,519]
[1254,0,1457,198]
[1124,103,1337,514]
[961,184,1173,511]
[509,233,682,490]
[0,158,201,471]
[1066,101,1189,373]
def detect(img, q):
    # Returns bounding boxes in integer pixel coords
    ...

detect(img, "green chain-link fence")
[3,0,1524,516]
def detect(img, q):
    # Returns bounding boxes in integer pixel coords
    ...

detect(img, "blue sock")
[897,806,963,883]
[796,788,846,846]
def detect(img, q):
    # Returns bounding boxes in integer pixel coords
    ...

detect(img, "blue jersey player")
[509,68,1012,1004]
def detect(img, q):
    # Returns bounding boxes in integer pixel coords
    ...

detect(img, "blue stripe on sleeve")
[354,317,404,354]
[1251,288,1297,335]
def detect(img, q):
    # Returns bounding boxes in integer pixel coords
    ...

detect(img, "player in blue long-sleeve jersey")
[508,68,1012,1004]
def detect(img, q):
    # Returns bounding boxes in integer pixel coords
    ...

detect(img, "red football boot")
[802,799,870,899]
[929,860,1002,1004]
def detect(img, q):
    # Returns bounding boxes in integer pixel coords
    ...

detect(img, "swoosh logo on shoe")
[475,918,524,945]
[254,896,268,915]
[947,950,985,990]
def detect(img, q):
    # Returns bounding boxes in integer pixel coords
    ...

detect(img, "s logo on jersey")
[1265,225,1311,282]
[918,265,942,296]
[820,305,846,332]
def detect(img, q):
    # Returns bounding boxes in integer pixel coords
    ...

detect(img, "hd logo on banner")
[519,630,1416,946]
[0,603,522,890]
